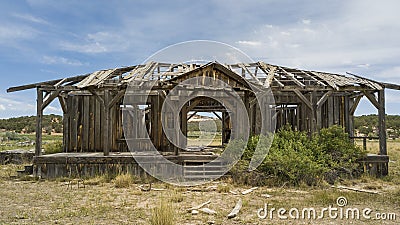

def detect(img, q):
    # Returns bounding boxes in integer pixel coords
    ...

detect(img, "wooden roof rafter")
[8,61,397,94]
[7,74,88,93]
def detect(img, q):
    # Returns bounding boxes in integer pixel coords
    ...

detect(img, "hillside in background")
[0,114,399,137]
[0,114,63,134]
[354,114,400,138]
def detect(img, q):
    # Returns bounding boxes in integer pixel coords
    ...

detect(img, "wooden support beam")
[378,89,387,156]
[7,74,88,93]
[316,91,333,109]
[293,89,312,109]
[279,67,306,88]
[212,112,222,121]
[35,88,43,156]
[88,89,105,105]
[344,95,350,134]
[187,99,202,112]
[58,96,68,113]
[311,91,318,132]
[108,89,125,108]
[258,62,277,88]
[180,104,188,151]
[350,95,362,115]
[363,91,380,109]
[42,90,61,109]
[187,111,198,121]
[238,63,263,86]
[103,90,110,156]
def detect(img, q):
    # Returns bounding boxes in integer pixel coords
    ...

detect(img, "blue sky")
[0,0,400,118]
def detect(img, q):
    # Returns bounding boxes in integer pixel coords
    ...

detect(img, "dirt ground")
[1,139,399,224]
[0,170,399,225]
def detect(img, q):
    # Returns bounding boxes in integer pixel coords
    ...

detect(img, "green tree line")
[354,114,400,137]
[0,114,63,133]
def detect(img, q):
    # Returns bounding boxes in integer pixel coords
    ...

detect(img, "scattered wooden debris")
[138,183,166,191]
[241,187,258,195]
[199,208,217,215]
[191,210,199,215]
[187,200,211,212]
[138,183,151,192]
[67,179,85,189]
[207,220,216,224]
[205,185,218,191]
[332,185,380,194]
[151,187,166,191]
[229,190,238,195]
[227,199,242,219]
[261,193,272,198]
[188,187,203,192]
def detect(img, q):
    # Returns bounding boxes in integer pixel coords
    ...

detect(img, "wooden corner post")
[35,88,43,156]
[378,89,387,154]
[378,89,388,175]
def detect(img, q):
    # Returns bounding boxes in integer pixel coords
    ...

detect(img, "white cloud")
[228,1,400,75]
[236,41,262,46]
[0,95,62,118]
[0,96,35,111]
[44,105,62,114]
[0,24,38,44]
[386,90,400,104]
[376,67,400,80]
[357,64,370,68]
[41,56,84,66]
[60,31,133,54]
[12,13,49,25]
[0,96,36,118]
[60,41,108,54]
[302,19,311,25]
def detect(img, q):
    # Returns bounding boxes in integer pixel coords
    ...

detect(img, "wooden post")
[378,89,388,175]
[378,89,387,155]
[327,97,334,126]
[104,90,110,156]
[344,95,350,134]
[349,96,362,138]
[35,88,43,156]
[222,111,230,144]
[311,91,317,133]
[180,103,188,149]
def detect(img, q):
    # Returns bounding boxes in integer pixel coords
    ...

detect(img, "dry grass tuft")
[114,173,134,188]
[149,199,175,225]
[170,190,184,203]
[217,184,230,193]
[85,175,109,185]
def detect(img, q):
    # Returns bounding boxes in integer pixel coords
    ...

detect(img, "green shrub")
[4,131,20,141]
[260,127,326,186]
[316,126,365,182]
[230,125,365,186]
[43,141,63,154]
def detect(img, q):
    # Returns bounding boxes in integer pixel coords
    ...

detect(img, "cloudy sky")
[0,0,399,118]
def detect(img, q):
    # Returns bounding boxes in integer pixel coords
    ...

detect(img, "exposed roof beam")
[293,89,312,109]
[279,67,306,88]
[7,74,87,93]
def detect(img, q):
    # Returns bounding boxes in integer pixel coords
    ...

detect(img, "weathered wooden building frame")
[8,61,400,177]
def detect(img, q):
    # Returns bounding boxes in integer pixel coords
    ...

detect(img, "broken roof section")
[7,61,400,92]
